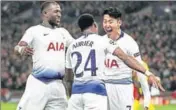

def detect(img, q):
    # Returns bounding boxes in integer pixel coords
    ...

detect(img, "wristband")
[15,45,25,55]
[145,70,153,76]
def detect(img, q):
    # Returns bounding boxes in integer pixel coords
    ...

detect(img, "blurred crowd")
[1,1,176,91]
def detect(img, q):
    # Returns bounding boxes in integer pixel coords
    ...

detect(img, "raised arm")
[112,47,165,92]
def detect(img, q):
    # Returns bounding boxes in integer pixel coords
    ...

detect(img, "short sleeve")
[61,28,74,47]
[19,27,34,47]
[128,39,141,58]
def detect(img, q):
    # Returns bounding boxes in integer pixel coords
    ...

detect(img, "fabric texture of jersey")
[20,25,74,82]
[66,33,118,96]
[103,31,139,81]
[104,31,151,109]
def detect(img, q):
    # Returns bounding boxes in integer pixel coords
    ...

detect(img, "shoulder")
[92,34,108,43]
[102,34,108,38]
[57,27,69,33]
[91,34,102,39]
[123,32,139,47]
[22,25,43,37]
[25,25,41,32]
[68,37,80,47]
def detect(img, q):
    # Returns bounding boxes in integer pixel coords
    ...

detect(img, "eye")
[103,21,107,24]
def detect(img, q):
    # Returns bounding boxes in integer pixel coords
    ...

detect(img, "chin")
[56,22,60,26]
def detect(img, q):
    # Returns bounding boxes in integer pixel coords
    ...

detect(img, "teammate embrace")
[15,1,165,110]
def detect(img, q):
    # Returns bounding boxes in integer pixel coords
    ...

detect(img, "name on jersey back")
[72,40,94,49]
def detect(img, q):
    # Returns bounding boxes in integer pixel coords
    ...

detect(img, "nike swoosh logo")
[44,33,49,36]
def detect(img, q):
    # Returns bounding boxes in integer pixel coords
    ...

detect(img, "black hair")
[40,1,58,13]
[103,7,122,19]
[77,13,95,31]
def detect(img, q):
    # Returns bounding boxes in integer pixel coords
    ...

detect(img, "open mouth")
[56,19,60,24]
[105,27,113,33]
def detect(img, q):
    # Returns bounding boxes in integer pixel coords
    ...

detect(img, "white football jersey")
[66,33,117,81]
[104,31,151,107]
[104,31,142,80]
[20,25,74,82]
[66,33,117,95]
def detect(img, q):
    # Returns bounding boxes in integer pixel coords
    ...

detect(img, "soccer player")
[14,1,74,110]
[65,13,163,110]
[102,7,165,110]
[132,60,151,110]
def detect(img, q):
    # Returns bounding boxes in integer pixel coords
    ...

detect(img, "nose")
[106,22,110,27]
[58,13,61,18]
[104,23,110,29]
[57,11,61,17]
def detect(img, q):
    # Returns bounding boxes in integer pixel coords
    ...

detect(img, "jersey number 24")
[71,49,98,78]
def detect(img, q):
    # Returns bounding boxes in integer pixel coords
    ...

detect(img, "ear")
[93,22,97,28]
[43,10,47,15]
[118,19,122,26]
[42,10,49,18]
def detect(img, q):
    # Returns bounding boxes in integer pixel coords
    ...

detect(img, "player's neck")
[108,29,121,41]
[42,21,56,29]
[83,28,96,34]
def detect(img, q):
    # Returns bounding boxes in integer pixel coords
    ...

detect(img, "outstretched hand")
[148,74,165,92]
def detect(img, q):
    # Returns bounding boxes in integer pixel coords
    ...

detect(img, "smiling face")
[43,3,61,26]
[103,14,121,35]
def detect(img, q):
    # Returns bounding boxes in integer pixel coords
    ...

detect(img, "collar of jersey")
[114,30,124,41]
[82,31,96,38]
[40,23,58,29]
[108,30,124,41]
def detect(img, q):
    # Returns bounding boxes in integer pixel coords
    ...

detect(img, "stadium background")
[1,1,176,110]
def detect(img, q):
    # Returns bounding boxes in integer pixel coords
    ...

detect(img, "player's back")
[69,33,108,80]
[67,33,113,95]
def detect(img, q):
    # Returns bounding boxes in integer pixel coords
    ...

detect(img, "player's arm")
[133,69,151,109]
[132,71,141,88]
[113,47,147,75]
[130,42,151,108]
[14,27,34,56]
[106,42,165,91]
[106,40,147,74]
[134,67,151,109]
[65,45,74,98]
[135,66,151,109]
[65,68,74,98]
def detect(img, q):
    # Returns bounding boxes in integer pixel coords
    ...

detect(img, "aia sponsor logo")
[47,42,64,51]
[104,59,119,68]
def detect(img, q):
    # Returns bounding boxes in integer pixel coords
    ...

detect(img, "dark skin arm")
[64,68,74,98]
[14,41,34,56]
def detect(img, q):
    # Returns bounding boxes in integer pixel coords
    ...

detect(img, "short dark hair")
[78,13,95,31]
[103,7,122,19]
[40,1,58,13]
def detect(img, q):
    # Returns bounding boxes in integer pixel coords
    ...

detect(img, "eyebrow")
[103,19,114,22]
